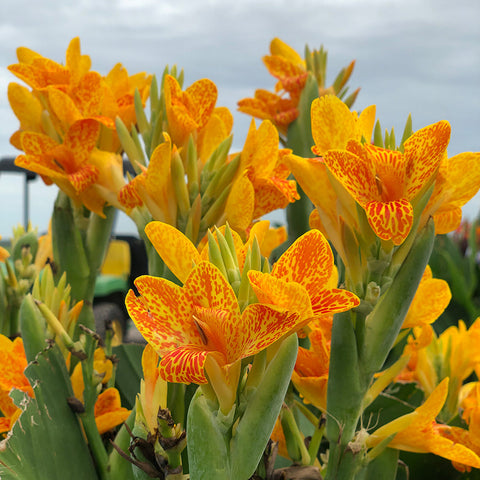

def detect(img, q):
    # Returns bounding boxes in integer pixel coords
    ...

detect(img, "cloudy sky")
[0,0,479,236]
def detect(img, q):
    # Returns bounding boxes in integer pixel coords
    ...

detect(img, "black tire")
[93,302,127,345]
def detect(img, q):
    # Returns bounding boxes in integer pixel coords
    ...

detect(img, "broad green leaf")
[0,344,98,479]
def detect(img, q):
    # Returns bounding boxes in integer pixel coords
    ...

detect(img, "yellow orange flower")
[126,261,302,412]
[238,38,306,135]
[15,119,125,216]
[118,135,177,224]
[291,320,332,411]
[398,319,480,422]
[238,39,358,136]
[402,265,451,329]
[366,378,480,469]
[225,119,299,232]
[0,336,34,434]
[423,151,480,234]
[94,387,130,435]
[8,37,151,153]
[323,121,451,244]
[163,74,217,148]
[136,344,168,435]
[248,229,360,323]
[70,348,113,402]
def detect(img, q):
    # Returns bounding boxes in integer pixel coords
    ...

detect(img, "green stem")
[80,335,110,480]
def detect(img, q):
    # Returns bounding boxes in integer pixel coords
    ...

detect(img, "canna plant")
[1,35,480,480]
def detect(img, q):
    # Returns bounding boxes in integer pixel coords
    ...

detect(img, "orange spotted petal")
[159,345,210,384]
[47,87,82,130]
[225,174,255,232]
[126,276,200,355]
[323,149,378,206]
[185,78,218,129]
[197,112,230,163]
[433,208,463,235]
[365,199,414,245]
[184,262,240,315]
[311,95,357,156]
[269,38,304,67]
[404,120,451,199]
[248,270,314,321]
[145,221,201,284]
[272,229,335,297]
[364,145,408,200]
[252,176,299,219]
[64,119,100,156]
[311,288,360,316]
[20,131,58,155]
[68,163,99,193]
[240,305,301,357]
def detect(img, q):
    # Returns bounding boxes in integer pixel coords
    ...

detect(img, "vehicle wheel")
[93,303,126,346]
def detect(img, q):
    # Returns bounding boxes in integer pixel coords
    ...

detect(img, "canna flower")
[248,229,360,324]
[15,119,125,217]
[102,62,152,139]
[94,388,130,435]
[8,37,151,153]
[422,151,480,234]
[69,347,129,434]
[398,319,480,422]
[291,317,332,411]
[366,378,480,469]
[226,119,299,232]
[323,120,451,245]
[286,96,375,264]
[163,74,217,148]
[136,344,168,435]
[238,38,307,135]
[118,135,177,224]
[70,348,113,402]
[401,265,451,329]
[0,336,34,434]
[126,261,303,413]
[238,39,359,136]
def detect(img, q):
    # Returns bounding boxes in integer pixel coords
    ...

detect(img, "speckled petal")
[310,288,360,316]
[126,276,200,355]
[324,149,377,206]
[184,262,240,315]
[311,96,357,156]
[404,121,451,199]
[433,208,463,235]
[239,304,301,358]
[145,221,201,284]
[68,163,99,193]
[365,199,413,245]
[248,270,314,321]
[225,174,255,232]
[185,78,217,129]
[272,229,334,296]
[159,346,209,384]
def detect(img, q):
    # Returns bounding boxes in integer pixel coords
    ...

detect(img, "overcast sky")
[0,0,479,236]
